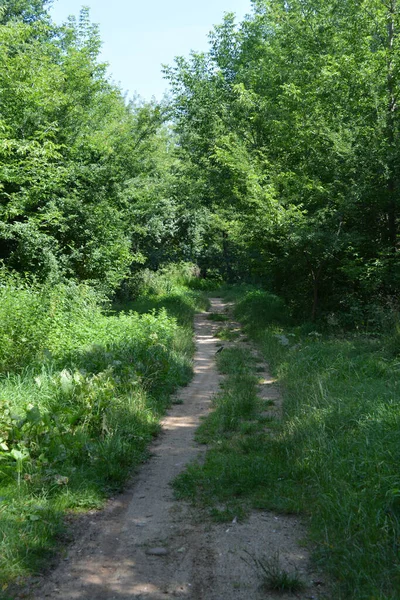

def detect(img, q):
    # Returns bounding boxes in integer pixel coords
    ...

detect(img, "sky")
[50,0,253,102]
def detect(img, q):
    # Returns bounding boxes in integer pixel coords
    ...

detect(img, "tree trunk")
[386,0,398,250]
[311,265,322,322]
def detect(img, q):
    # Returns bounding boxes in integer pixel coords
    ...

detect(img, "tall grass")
[234,288,400,599]
[0,265,206,592]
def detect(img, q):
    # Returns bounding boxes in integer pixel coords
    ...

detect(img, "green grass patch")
[243,551,306,593]
[232,288,400,599]
[173,347,299,519]
[207,312,229,322]
[216,327,241,342]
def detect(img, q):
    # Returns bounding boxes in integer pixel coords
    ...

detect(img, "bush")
[121,262,201,299]
[235,290,291,330]
[0,276,102,372]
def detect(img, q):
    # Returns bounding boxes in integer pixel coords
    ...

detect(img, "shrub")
[235,290,291,330]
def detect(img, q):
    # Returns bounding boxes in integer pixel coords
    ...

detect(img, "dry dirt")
[24,299,327,600]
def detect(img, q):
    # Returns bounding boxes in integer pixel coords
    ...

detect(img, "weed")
[243,551,305,593]
[207,313,229,322]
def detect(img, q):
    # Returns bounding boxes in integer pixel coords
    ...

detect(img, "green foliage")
[166,1,400,317]
[234,290,291,328]
[115,263,210,327]
[0,0,50,23]
[0,270,202,589]
[0,11,134,288]
[0,272,101,372]
[0,6,195,292]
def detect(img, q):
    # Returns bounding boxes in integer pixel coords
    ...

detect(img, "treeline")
[166,0,400,323]
[0,0,197,294]
[1,0,399,318]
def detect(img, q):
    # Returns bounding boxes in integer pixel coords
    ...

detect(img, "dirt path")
[28,299,325,600]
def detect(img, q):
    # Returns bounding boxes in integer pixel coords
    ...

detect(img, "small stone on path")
[146,547,168,556]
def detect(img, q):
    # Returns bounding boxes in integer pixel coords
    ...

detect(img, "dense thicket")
[166,0,400,322]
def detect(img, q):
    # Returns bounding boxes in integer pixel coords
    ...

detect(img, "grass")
[173,346,285,519]
[207,312,229,322]
[243,551,305,593]
[173,285,400,599]
[235,288,400,599]
[0,267,207,593]
[215,326,241,341]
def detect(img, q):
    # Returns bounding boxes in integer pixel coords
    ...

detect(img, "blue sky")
[50,0,253,101]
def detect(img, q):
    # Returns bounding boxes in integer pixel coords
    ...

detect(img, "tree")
[166,0,400,317]
[0,6,182,291]
[0,0,51,23]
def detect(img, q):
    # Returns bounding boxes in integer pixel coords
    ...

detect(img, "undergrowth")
[0,265,207,592]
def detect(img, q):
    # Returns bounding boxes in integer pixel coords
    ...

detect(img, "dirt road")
[30,299,324,600]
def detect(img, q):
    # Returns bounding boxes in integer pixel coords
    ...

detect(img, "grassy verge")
[0,268,207,594]
[234,290,400,598]
[174,286,400,599]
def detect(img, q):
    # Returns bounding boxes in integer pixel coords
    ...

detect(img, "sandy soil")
[23,299,327,600]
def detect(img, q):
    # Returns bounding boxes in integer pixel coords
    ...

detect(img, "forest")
[0,0,399,598]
